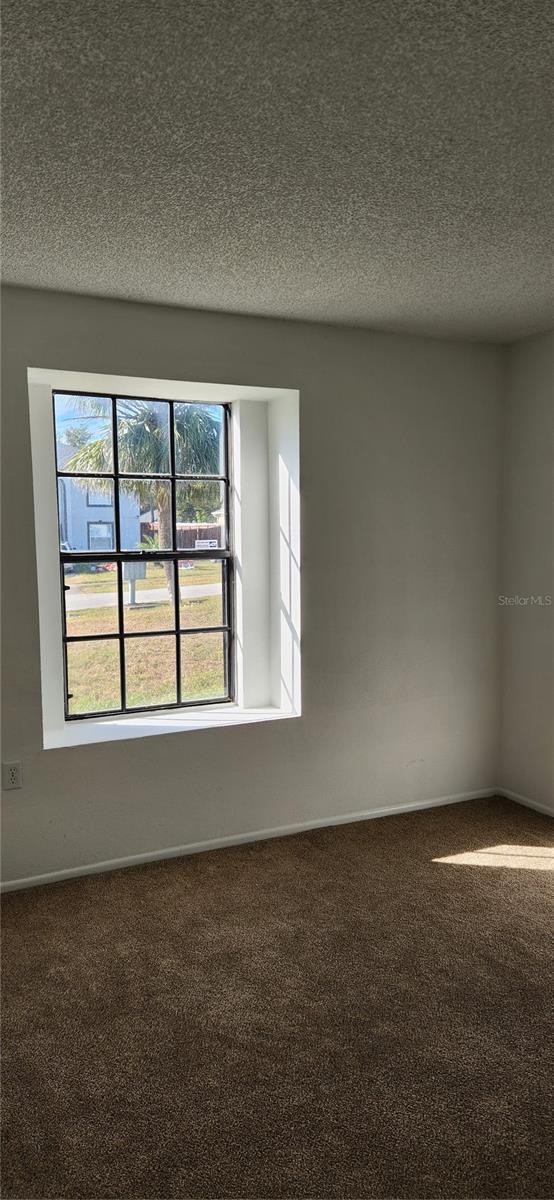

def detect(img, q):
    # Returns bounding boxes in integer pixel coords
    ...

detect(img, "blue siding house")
[57,443,141,553]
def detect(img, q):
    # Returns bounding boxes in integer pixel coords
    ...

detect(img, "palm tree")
[63,398,222,597]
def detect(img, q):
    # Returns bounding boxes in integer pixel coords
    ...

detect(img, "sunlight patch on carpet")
[433,844,554,870]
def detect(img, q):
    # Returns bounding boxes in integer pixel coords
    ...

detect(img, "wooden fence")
[142,521,221,550]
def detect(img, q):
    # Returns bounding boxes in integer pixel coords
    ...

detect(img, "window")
[86,485,112,506]
[87,521,114,550]
[29,368,300,748]
[53,392,232,719]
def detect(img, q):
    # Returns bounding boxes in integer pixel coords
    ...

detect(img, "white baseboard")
[1,787,497,894]
[496,787,554,818]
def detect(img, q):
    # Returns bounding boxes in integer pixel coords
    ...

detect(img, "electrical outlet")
[2,762,22,790]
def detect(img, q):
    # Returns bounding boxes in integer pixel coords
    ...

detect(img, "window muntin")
[181,631,227,701]
[173,403,225,475]
[54,392,232,719]
[63,562,119,636]
[66,640,121,716]
[116,398,170,474]
[175,480,227,549]
[58,477,116,550]
[118,478,173,549]
[178,559,224,628]
[54,394,113,472]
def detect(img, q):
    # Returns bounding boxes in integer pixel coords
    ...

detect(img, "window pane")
[58,478,115,551]
[125,636,177,707]
[175,481,226,549]
[181,632,226,701]
[66,640,121,715]
[116,399,170,474]
[119,479,172,549]
[179,559,224,628]
[174,403,225,475]
[64,562,119,636]
[54,393,113,473]
[123,561,175,632]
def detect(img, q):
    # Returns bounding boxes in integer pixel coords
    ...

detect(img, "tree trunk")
[157,492,175,602]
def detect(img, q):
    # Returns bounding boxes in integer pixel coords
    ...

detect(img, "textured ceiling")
[2,0,553,340]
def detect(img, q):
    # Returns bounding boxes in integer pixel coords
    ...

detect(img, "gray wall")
[499,332,554,809]
[1,286,504,883]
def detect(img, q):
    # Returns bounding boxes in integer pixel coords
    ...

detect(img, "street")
[65,583,221,609]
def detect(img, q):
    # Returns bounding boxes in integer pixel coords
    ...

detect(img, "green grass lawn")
[66,594,222,637]
[67,631,226,714]
[65,560,227,713]
[66,561,220,592]
[65,558,223,636]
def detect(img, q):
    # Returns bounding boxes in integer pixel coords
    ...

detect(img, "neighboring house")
[57,442,141,552]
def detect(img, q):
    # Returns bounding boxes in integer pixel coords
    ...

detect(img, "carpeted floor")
[2,796,553,1200]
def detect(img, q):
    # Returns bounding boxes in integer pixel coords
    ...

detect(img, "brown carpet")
[2,797,553,1200]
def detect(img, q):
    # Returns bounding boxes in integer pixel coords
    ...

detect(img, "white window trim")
[28,368,301,748]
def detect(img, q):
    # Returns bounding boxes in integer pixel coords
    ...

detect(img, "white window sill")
[44,704,300,749]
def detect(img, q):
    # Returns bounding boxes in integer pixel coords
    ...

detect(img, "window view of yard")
[55,392,231,716]
[66,640,121,713]
[64,561,223,635]
[67,630,226,715]
[64,561,226,714]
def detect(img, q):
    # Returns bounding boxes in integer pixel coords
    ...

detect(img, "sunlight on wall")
[232,393,300,713]
[433,844,553,871]
[278,453,301,712]
[231,435,245,706]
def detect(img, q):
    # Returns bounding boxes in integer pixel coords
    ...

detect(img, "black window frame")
[53,390,233,720]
